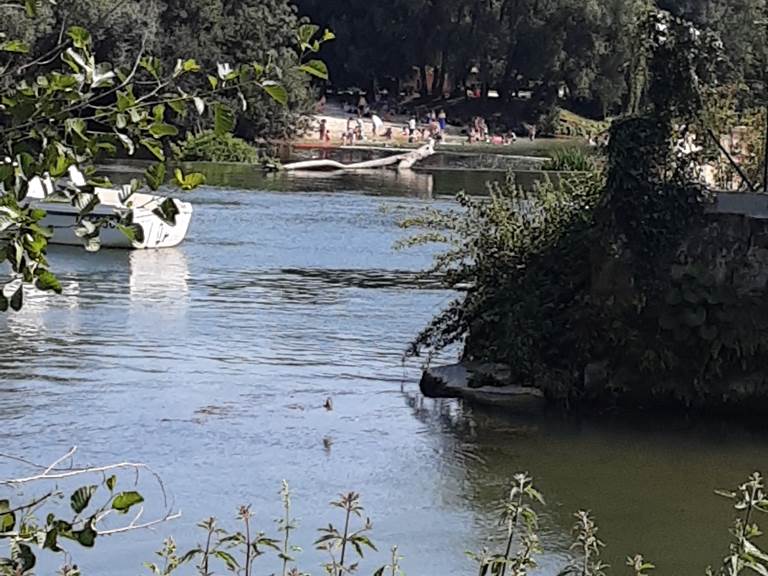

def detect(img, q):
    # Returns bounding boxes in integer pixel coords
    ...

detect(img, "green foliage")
[403,7,764,408]
[0,460,148,575]
[553,109,612,139]
[161,0,332,141]
[543,148,598,172]
[0,1,327,312]
[399,171,603,372]
[171,131,260,164]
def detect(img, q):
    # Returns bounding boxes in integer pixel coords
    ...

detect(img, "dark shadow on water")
[399,386,768,576]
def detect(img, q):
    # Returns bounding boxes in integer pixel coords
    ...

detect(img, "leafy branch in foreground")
[0,1,332,311]
[3,448,768,576]
[0,446,177,576]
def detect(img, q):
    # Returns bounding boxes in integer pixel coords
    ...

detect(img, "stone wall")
[588,192,768,410]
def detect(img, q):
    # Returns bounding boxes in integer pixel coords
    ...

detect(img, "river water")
[1,170,768,576]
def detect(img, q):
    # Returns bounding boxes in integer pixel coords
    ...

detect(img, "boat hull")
[34,190,193,250]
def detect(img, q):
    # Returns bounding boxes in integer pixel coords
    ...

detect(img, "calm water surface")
[0,173,767,575]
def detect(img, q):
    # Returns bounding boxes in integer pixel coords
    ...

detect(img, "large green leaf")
[67,27,91,49]
[13,543,35,573]
[0,40,29,54]
[141,139,165,162]
[213,103,235,136]
[298,24,319,47]
[9,285,22,312]
[70,485,97,514]
[144,162,166,191]
[262,82,288,106]
[35,270,62,294]
[298,60,328,80]
[0,500,16,533]
[174,169,206,191]
[65,118,89,142]
[73,522,97,547]
[112,491,144,513]
[149,123,179,139]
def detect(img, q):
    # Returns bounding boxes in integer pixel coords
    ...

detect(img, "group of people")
[467,116,490,143]
[318,106,449,146]
[405,109,448,143]
[465,116,539,145]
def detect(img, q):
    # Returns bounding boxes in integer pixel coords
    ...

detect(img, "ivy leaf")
[298,60,328,80]
[70,485,97,514]
[262,82,288,106]
[112,491,144,513]
[105,475,117,491]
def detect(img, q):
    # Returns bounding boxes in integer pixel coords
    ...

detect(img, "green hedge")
[171,131,260,163]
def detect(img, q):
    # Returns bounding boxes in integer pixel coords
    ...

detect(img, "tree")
[160,0,327,140]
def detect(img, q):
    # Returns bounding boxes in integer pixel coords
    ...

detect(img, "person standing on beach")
[408,116,417,143]
[358,94,368,117]
[371,113,384,136]
[438,109,447,132]
[319,118,327,141]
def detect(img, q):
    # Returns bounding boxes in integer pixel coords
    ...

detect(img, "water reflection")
[129,249,189,309]
[399,386,768,576]
[285,169,435,198]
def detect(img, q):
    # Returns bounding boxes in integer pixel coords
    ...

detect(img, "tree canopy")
[296,0,767,118]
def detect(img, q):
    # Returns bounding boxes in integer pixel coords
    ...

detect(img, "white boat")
[26,178,193,250]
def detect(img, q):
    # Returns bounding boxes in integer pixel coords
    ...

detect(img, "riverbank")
[293,105,590,158]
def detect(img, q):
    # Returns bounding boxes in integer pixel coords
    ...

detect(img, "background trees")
[295,0,767,120]
[3,0,320,140]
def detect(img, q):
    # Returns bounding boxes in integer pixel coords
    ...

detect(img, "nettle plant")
[3,446,768,576]
[0,0,331,311]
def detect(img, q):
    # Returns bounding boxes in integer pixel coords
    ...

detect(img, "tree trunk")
[419,65,429,97]
[282,141,436,172]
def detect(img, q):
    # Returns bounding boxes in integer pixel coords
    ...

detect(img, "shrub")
[543,148,598,171]
[171,131,260,163]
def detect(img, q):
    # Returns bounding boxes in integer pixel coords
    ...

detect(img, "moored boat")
[22,172,193,250]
